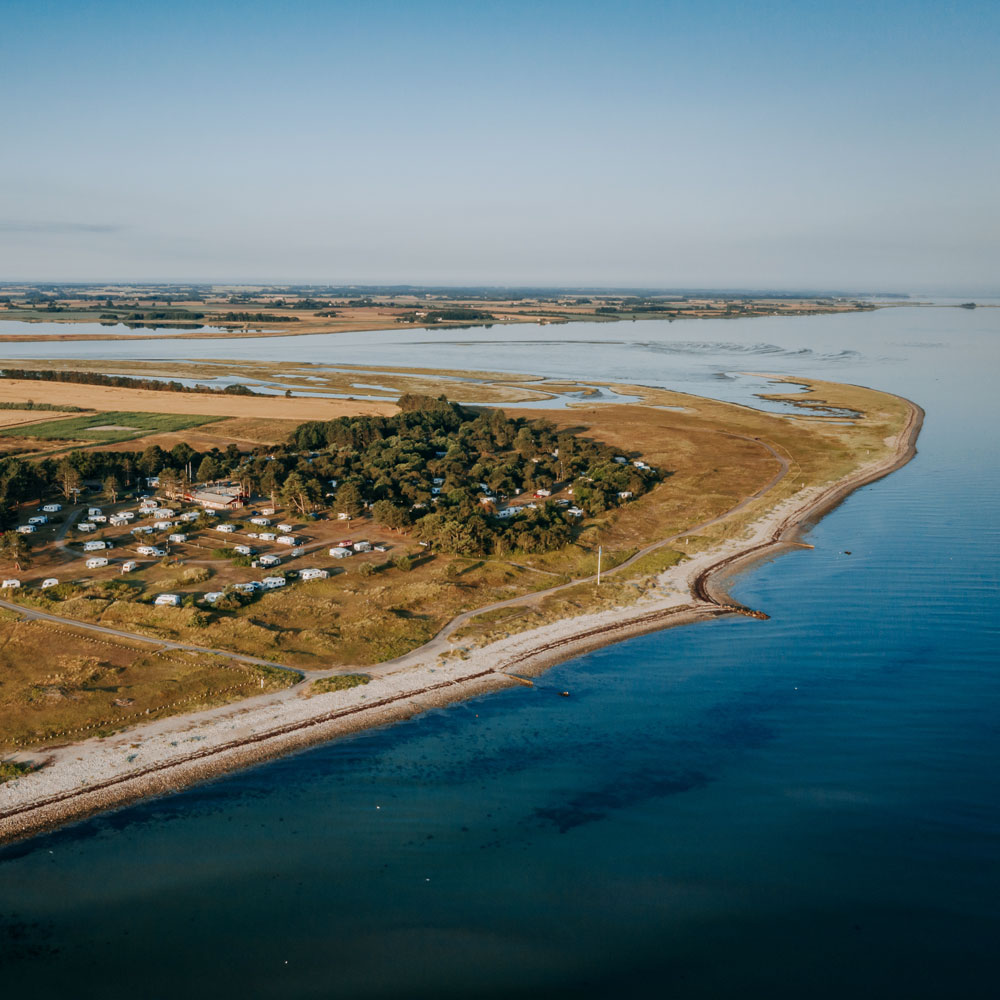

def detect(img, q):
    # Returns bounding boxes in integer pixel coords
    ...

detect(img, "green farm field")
[0,410,223,444]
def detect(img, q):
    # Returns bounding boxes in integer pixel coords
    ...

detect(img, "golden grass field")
[0,610,293,748]
[0,378,397,420]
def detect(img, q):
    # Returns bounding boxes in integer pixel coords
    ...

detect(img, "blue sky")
[1,0,997,291]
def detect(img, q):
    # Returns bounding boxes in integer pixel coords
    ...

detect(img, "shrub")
[309,674,370,694]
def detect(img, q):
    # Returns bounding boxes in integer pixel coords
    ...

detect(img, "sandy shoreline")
[0,395,923,845]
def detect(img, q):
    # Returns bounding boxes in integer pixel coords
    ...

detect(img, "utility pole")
[597,545,602,585]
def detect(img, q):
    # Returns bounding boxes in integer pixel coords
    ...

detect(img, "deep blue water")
[2,305,999,998]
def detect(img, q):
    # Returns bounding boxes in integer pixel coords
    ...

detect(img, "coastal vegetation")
[0,367,260,396]
[0,373,914,749]
[0,616,295,750]
[307,674,371,695]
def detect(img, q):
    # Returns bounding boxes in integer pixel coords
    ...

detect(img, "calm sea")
[2,304,998,998]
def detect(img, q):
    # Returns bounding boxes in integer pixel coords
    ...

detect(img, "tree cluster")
[0,394,661,557]
[0,368,259,397]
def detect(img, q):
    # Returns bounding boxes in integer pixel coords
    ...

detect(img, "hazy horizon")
[2,0,997,294]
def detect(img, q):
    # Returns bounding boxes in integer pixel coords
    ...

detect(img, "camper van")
[300,568,328,581]
[85,557,109,569]
[83,540,109,552]
[154,593,181,607]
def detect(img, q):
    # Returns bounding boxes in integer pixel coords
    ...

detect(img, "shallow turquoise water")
[1,305,998,997]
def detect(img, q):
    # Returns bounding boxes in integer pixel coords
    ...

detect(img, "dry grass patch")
[0,618,294,748]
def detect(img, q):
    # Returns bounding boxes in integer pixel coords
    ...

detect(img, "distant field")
[0,408,81,429]
[0,410,223,443]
